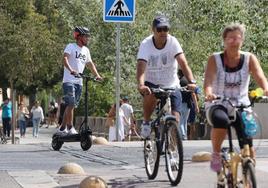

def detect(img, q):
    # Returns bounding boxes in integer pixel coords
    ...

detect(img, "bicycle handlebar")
[212,96,268,110]
[180,86,194,93]
[150,86,193,94]
[151,87,175,94]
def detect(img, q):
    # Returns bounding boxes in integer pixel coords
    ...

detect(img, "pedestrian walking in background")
[16,102,29,138]
[187,86,200,140]
[47,101,58,128]
[31,101,44,138]
[107,102,127,142]
[120,96,135,140]
[178,70,198,140]
[106,104,116,142]
[1,98,12,137]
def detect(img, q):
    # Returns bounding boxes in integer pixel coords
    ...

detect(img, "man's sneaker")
[141,123,151,139]
[210,152,222,172]
[57,127,68,134]
[68,127,78,135]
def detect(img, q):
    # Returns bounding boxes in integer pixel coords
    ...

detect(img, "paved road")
[0,126,268,188]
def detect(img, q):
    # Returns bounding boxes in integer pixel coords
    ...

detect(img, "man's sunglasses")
[156,27,169,32]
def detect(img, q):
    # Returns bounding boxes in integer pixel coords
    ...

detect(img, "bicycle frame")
[151,88,176,152]
[218,125,252,186]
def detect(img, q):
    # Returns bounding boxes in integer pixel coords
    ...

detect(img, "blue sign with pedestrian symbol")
[104,0,135,23]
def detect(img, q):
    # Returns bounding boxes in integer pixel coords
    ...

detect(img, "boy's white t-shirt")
[137,34,183,88]
[63,43,92,85]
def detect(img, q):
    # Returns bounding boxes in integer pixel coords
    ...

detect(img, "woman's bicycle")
[211,95,267,188]
[143,87,184,186]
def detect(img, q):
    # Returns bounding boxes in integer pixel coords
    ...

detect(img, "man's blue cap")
[152,15,170,28]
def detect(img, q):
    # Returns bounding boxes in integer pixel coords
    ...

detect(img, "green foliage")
[0,0,62,95]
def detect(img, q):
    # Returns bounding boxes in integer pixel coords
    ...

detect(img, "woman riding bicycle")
[204,23,268,173]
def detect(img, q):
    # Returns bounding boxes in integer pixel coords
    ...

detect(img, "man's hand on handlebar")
[138,85,151,95]
[186,83,196,91]
[70,70,78,76]
[205,93,218,102]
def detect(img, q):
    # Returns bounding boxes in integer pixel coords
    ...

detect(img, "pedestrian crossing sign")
[103,0,135,23]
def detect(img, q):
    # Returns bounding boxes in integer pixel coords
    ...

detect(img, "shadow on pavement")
[109,177,169,188]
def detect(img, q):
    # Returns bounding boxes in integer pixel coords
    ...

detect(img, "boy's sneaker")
[57,127,68,134]
[210,152,222,172]
[68,127,78,135]
[141,123,151,139]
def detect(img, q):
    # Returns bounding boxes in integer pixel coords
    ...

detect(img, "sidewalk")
[12,125,56,145]
[1,125,64,188]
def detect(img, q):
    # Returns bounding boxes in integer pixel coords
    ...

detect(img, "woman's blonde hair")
[222,23,246,39]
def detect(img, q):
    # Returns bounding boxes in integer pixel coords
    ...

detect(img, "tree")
[0,0,63,97]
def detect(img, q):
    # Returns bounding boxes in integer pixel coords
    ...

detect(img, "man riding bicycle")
[204,23,268,173]
[136,15,196,139]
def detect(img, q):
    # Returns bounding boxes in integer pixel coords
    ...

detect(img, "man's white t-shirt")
[63,43,92,85]
[137,34,183,88]
[121,103,134,125]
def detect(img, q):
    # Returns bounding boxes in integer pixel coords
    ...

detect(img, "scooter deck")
[56,133,80,142]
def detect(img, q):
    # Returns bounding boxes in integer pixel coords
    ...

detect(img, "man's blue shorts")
[144,81,182,113]
[62,82,82,107]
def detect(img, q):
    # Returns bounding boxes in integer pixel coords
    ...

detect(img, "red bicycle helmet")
[73,26,90,39]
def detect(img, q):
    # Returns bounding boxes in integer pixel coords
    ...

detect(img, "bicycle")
[210,96,267,188]
[143,87,184,186]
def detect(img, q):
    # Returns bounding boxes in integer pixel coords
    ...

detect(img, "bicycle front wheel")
[164,120,183,186]
[144,127,160,180]
[243,162,256,188]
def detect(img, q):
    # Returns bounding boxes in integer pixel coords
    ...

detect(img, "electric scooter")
[51,73,97,151]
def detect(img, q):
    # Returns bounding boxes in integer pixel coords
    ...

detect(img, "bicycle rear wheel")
[243,162,256,188]
[144,127,160,180]
[164,120,183,186]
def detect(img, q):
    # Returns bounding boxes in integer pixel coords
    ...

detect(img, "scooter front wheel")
[80,134,92,151]
[51,136,63,151]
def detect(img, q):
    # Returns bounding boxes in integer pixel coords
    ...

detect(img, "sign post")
[103,0,135,141]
